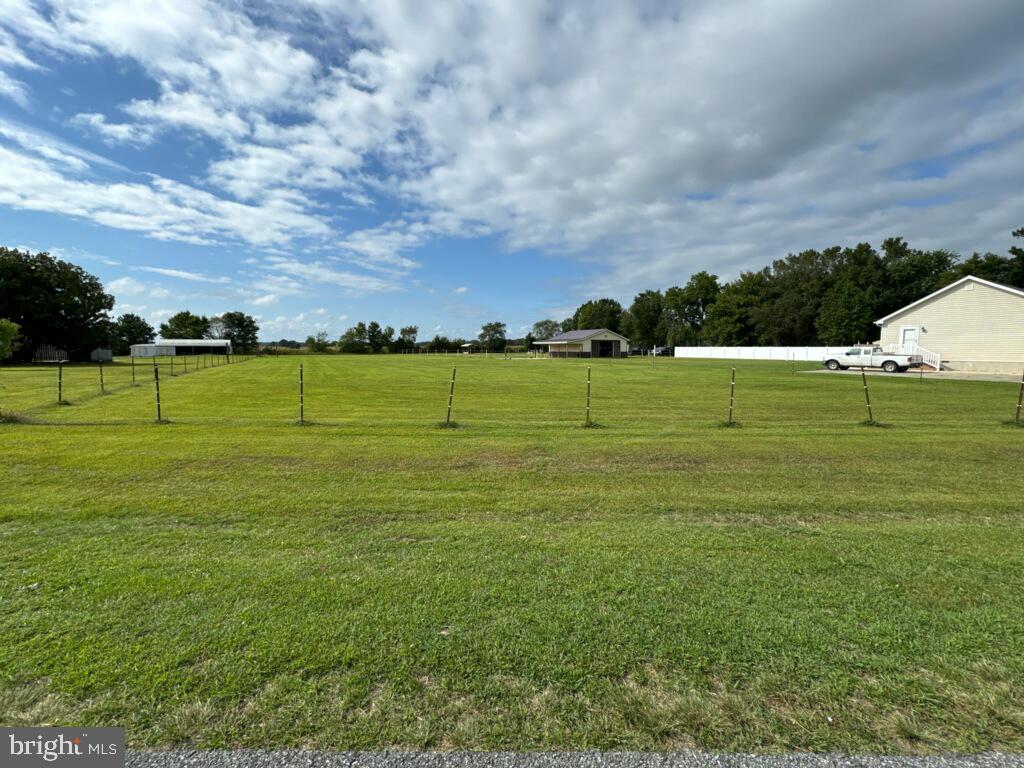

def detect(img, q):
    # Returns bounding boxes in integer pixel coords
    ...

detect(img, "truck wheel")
[826,359,840,370]
[882,360,899,373]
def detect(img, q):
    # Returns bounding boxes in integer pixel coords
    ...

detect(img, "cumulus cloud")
[108,276,147,295]
[2,0,1024,299]
[72,112,156,145]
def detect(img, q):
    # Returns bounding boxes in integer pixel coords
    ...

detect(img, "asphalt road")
[126,752,1024,768]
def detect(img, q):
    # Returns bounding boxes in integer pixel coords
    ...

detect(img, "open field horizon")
[2,356,1023,752]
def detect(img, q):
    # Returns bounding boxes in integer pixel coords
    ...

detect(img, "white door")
[898,325,920,352]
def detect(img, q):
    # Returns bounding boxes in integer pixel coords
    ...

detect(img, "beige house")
[875,275,1024,373]
[534,328,629,358]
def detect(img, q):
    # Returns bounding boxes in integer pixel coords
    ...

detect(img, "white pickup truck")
[823,346,920,373]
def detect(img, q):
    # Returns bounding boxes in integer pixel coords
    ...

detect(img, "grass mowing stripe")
[1,356,1022,751]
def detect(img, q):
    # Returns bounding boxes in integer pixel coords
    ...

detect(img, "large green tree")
[626,290,664,349]
[159,311,210,339]
[752,248,841,345]
[878,237,957,313]
[531,319,562,339]
[478,321,507,352]
[0,247,114,361]
[217,311,260,352]
[662,271,721,346]
[338,322,369,353]
[573,298,622,332]
[111,313,155,355]
[701,270,771,345]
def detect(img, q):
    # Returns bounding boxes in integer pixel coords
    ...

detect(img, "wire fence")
[1,354,1022,430]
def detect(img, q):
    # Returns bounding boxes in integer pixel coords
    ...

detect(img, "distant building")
[533,328,629,358]
[874,275,1024,373]
[90,348,113,362]
[130,339,232,357]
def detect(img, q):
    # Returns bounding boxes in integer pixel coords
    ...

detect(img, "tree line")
[0,247,260,361]
[297,321,512,354]
[531,231,1024,349]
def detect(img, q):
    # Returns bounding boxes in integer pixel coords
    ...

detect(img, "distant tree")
[878,237,957,314]
[559,317,575,332]
[478,321,507,352]
[159,311,210,340]
[816,277,875,344]
[207,315,226,339]
[427,334,462,352]
[815,243,887,343]
[523,332,536,351]
[365,321,387,352]
[0,318,20,360]
[218,311,260,352]
[338,322,369,353]
[662,271,721,346]
[400,325,418,344]
[572,298,622,332]
[753,248,842,345]
[939,238,1024,289]
[531,319,562,339]
[305,331,330,353]
[626,290,664,349]
[0,247,114,361]
[111,313,155,355]
[701,270,771,345]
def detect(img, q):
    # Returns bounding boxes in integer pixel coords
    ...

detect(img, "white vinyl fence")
[674,346,850,362]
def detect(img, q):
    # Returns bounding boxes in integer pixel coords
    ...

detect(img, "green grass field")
[1,355,1022,752]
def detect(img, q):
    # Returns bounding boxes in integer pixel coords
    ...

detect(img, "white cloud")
[2,0,1024,301]
[149,286,171,299]
[452,286,468,295]
[250,293,278,306]
[261,256,399,293]
[0,70,29,107]
[136,266,231,283]
[72,112,156,145]
[108,276,147,295]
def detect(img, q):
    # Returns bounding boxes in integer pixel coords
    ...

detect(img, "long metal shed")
[130,339,233,357]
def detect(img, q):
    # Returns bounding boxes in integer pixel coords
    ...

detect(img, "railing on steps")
[884,344,942,370]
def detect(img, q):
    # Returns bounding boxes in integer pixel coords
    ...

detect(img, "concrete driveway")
[802,369,1022,383]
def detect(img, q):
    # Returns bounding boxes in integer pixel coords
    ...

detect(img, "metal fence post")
[728,367,736,425]
[445,367,457,424]
[153,361,162,422]
[585,366,592,426]
[1016,369,1024,425]
[861,367,874,423]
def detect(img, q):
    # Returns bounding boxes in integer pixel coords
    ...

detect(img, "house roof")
[535,328,629,343]
[875,275,1024,325]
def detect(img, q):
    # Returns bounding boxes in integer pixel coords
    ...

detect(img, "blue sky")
[1,1,1023,341]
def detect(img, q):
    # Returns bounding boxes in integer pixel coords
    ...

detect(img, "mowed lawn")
[1,355,1023,752]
